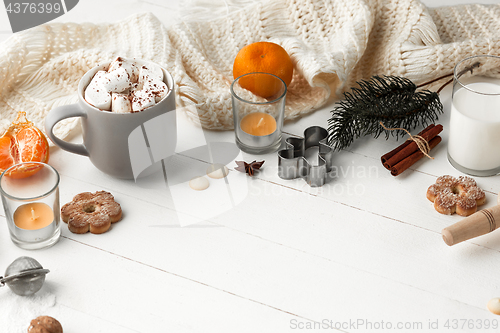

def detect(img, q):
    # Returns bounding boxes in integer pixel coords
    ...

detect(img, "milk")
[448,78,500,172]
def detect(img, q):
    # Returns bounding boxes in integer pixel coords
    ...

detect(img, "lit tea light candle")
[0,162,61,249]
[231,72,286,154]
[11,201,56,243]
[240,112,277,136]
[14,202,54,230]
[237,112,280,150]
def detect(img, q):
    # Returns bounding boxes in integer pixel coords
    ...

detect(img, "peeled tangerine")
[0,112,49,178]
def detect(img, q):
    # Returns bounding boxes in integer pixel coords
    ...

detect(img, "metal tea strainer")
[0,256,50,296]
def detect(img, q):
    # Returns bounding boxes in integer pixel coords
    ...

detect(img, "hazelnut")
[28,316,63,333]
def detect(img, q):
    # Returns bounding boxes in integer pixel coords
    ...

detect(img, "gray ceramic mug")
[45,60,176,179]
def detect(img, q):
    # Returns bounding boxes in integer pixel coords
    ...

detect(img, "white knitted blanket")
[1,0,499,139]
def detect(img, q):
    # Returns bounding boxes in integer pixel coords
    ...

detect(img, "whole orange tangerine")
[0,112,49,178]
[233,41,293,98]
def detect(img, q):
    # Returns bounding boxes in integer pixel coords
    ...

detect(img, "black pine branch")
[327,75,443,151]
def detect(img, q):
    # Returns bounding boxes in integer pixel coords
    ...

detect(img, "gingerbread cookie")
[427,175,486,216]
[61,191,122,234]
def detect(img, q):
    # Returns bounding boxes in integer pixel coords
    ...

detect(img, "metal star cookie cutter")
[278,126,334,187]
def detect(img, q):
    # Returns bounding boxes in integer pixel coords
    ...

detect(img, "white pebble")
[206,164,229,179]
[189,176,209,191]
[488,298,500,315]
[85,73,111,110]
[111,93,132,113]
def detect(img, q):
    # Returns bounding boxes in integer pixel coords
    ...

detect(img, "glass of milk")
[448,55,500,176]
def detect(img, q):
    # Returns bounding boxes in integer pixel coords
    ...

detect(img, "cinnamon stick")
[381,124,435,168]
[390,136,442,176]
[383,124,443,169]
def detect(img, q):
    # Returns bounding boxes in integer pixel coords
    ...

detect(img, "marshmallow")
[132,89,156,112]
[111,93,132,113]
[90,70,108,85]
[100,67,132,93]
[139,63,163,86]
[88,58,168,112]
[130,82,144,94]
[144,79,169,103]
[85,72,112,110]
[108,57,139,82]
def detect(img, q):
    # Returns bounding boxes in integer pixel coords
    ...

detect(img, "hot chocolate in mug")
[45,59,176,179]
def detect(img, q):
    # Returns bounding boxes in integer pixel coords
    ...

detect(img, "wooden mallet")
[442,193,500,246]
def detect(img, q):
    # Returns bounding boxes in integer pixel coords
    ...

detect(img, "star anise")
[235,160,264,176]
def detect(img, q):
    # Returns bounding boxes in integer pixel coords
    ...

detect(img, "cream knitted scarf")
[0,0,499,139]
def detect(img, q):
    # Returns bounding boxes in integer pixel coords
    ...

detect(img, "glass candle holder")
[231,72,287,154]
[448,55,500,176]
[0,162,61,250]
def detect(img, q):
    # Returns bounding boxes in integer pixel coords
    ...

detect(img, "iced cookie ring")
[61,191,122,234]
[426,175,486,216]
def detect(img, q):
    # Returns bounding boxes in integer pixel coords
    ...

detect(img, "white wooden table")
[1,1,500,332]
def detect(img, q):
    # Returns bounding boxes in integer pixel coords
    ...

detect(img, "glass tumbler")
[0,162,61,250]
[231,72,287,154]
[448,55,500,176]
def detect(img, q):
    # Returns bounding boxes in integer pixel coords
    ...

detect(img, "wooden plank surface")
[1,0,500,332]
